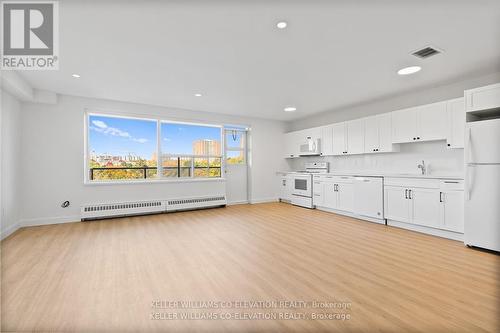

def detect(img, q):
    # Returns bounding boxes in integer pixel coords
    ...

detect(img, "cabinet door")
[284,133,295,158]
[410,188,441,228]
[336,183,354,212]
[279,177,287,200]
[332,122,347,155]
[416,101,447,142]
[347,119,365,154]
[285,176,294,201]
[466,84,500,112]
[321,125,334,156]
[313,181,324,207]
[446,98,465,149]
[392,108,417,143]
[384,186,410,223]
[378,113,394,152]
[440,190,464,232]
[364,116,379,153]
[323,182,337,209]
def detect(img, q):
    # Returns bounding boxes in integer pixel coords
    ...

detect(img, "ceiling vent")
[411,46,442,59]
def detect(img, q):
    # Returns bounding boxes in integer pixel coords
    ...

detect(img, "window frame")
[224,128,247,166]
[84,111,226,184]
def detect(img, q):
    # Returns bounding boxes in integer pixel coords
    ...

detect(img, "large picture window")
[86,114,223,182]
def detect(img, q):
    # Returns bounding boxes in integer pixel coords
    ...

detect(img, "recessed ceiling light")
[284,106,296,112]
[397,66,421,75]
[276,21,288,29]
[71,74,81,78]
[194,93,202,97]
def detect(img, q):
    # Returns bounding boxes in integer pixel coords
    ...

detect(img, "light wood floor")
[1,203,499,332]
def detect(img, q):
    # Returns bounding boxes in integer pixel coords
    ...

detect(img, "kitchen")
[279,82,500,251]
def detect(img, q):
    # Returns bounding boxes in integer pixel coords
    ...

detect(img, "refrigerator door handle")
[466,127,473,164]
[467,165,475,201]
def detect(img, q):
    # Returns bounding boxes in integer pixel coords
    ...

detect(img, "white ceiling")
[19,0,500,121]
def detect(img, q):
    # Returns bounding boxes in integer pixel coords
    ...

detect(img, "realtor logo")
[1,1,59,70]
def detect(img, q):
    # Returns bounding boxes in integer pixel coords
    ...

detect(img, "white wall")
[1,90,22,239]
[288,141,464,176]
[20,94,287,226]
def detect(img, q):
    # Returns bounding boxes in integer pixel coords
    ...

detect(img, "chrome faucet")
[417,160,426,175]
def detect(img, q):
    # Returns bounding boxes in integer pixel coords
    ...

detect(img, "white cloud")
[163,138,172,142]
[133,138,148,144]
[92,120,108,129]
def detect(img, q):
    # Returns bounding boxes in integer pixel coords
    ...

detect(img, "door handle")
[405,189,408,199]
[439,192,443,203]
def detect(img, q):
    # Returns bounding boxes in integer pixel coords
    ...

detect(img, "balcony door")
[224,128,248,204]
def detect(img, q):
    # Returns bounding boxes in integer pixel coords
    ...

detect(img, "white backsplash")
[287,141,464,176]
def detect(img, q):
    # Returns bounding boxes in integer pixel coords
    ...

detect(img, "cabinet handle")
[405,189,408,199]
[408,189,412,200]
[444,181,459,184]
[439,192,443,203]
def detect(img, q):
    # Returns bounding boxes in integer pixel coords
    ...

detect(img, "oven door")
[292,175,312,197]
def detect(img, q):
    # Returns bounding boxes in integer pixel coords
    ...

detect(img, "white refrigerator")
[464,118,500,252]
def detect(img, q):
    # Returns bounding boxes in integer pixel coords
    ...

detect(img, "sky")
[89,115,222,158]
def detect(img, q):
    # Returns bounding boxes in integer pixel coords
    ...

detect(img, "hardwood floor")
[1,202,499,332]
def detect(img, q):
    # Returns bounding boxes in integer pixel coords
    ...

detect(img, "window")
[86,113,223,182]
[225,129,246,165]
[88,115,157,181]
[161,122,222,178]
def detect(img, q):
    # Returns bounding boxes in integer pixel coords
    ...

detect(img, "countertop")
[276,171,464,180]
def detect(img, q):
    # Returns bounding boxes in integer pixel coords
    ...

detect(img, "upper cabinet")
[391,101,447,143]
[446,97,465,149]
[283,93,476,159]
[465,83,500,113]
[321,125,334,156]
[330,120,364,156]
[346,119,365,154]
[364,113,399,153]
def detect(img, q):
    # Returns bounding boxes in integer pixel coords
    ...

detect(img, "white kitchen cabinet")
[323,182,336,209]
[410,188,441,228]
[440,190,464,233]
[391,102,447,144]
[332,122,347,155]
[284,132,298,158]
[446,97,465,149]
[314,176,353,213]
[321,125,334,156]
[384,178,465,236]
[384,185,411,223]
[465,83,500,113]
[364,113,398,153]
[391,107,417,143]
[416,101,447,142]
[347,119,365,155]
[312,178,324,206]
[279,175,293,201]
[336,182,354,212]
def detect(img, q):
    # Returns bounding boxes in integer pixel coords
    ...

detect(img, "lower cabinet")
[384,178,464,234]
[279,175,293,201]
[313,176,354,213]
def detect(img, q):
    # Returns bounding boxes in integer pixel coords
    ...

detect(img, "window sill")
[84,178,226,186]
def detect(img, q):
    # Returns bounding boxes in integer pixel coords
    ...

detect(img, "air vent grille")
[83,201,162,212]
[167,196,226,206]
[412,46,441,59]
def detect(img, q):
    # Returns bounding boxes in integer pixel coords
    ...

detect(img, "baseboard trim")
[387,219,464,241]
[227,200,249,206]
[249,198,279,204]
[0,222,21,241]
[21,215,81,227]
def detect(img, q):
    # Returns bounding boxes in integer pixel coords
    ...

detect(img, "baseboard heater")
[81,196,226,221]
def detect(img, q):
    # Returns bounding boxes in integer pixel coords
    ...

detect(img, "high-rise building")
[192,139,221,156]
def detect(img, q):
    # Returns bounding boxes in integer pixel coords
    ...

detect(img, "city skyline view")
[89,115,223,159]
